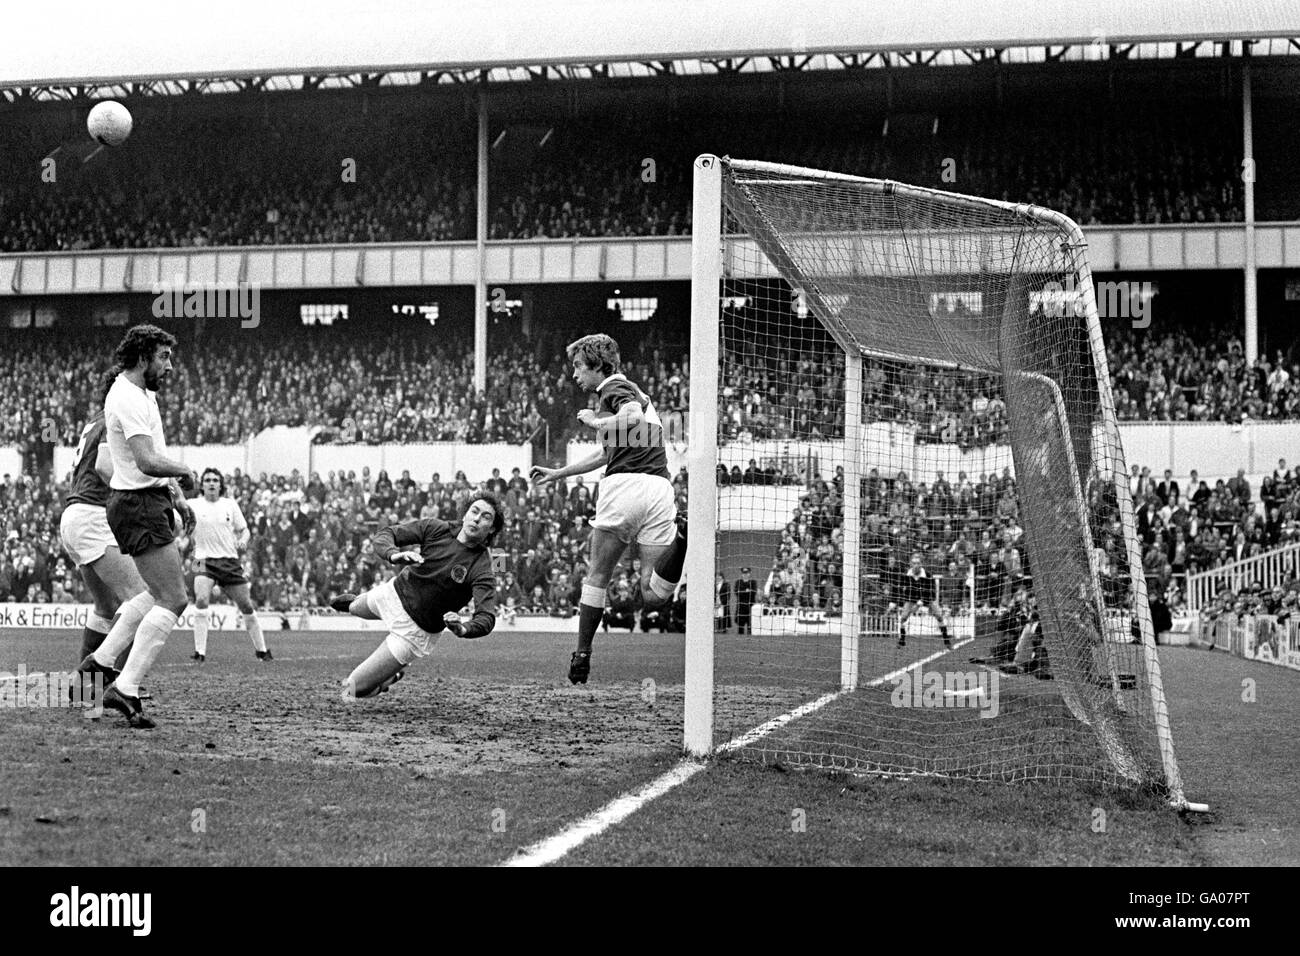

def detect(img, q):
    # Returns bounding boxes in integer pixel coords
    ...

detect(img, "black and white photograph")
[0,0,1295,908]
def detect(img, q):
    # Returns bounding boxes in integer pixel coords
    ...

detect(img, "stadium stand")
[0,103,1249,252]
[4,316,1295,462]
[6,443,1299,620]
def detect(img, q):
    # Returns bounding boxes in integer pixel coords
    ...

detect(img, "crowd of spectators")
[0,112,476,251]
[0,462,692,621]
[720,335,1011,446]
[1108,328,1300,422]
[741,454,1300,623]
[0,325,692,453]
[751,465,1029,616]
[5,451,1300,624]
[1195,575,1300,637]
[0,327,556,449]
[0,103,1250,253]
[8,320,1297,460]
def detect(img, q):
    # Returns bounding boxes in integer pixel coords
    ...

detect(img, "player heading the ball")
[334,495,504,699]
[530,333,687,684]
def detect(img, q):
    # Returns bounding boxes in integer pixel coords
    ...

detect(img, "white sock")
[115,607,178,697]
[194,609,209,656]
[648,571,675,602]
[246,613,266,653]
[93,592,154,667]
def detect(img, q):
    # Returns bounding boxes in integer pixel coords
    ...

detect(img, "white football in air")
[87,101,133,147]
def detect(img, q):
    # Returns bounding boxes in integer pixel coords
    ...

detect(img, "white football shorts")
[371,577,441,664]
[59,503,118,568]
[592,472,676,546]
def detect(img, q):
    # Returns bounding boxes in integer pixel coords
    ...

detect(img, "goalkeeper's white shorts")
[372,578,440,664]
[592,472,676,546]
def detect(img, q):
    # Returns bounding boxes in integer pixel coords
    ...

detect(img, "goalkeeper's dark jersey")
[372,518,498,637]
[65,415,110,508]
[596,374,670,480]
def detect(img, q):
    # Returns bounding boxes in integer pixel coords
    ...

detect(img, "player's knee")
[640,585,668,609]
[157,591,188,616]
[195,597,209,610]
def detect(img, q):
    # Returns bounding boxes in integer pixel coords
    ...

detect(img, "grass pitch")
[0,624,1294,866]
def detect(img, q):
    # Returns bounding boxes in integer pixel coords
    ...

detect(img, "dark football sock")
[653,537,687,586]
[78,626,109,662]
[577,603,604,655]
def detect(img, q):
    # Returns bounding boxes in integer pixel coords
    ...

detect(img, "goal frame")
[684,153,1188,807]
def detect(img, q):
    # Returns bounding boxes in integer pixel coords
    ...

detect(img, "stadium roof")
[4,0,1298,96]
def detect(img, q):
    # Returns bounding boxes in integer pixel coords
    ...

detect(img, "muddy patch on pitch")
[149,674,684,775]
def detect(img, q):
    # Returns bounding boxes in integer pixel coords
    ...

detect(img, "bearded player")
[189,467,272,663]
[332,495,503,699]
[78,324,198,729]
[530,334,687,684]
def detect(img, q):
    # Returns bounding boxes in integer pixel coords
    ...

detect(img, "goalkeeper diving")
[332,495,504,698]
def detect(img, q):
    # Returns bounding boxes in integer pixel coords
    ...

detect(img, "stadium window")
[928,292,983,316]
[391,303,440,326]
[5,304,33,328]
[608,297,657,322]
[92,305,129,327]
[301,304,348,326]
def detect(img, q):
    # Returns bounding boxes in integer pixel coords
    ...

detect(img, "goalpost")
[685,154,1196,806]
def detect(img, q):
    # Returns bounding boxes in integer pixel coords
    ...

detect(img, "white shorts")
[59,503,117,567]
[593,472,676,546]
[371,578,440,664]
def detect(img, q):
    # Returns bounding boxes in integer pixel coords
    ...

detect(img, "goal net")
[684,155,1186,802]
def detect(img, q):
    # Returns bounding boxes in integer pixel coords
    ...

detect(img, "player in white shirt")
[77,325,197,729]
[189,468,271,663]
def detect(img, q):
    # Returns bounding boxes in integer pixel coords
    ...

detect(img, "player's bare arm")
[576,400,643,433]
[531,448,606,487]
[125,434,197,491]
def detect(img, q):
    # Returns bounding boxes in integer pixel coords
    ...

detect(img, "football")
[87,100,133,147]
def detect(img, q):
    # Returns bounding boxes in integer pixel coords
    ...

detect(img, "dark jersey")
[65,415,110,508]
[372,518,498,637]
[901,566,934,605]
[596,374,670,480]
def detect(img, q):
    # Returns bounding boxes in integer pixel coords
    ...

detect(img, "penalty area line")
[501,689,848,867]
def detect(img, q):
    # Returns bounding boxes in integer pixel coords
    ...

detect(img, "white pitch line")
[503,638,974,867]
[866,636,974,688]
[715,689,845,754]
[502,759,709,867]
[503,687,851,867]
